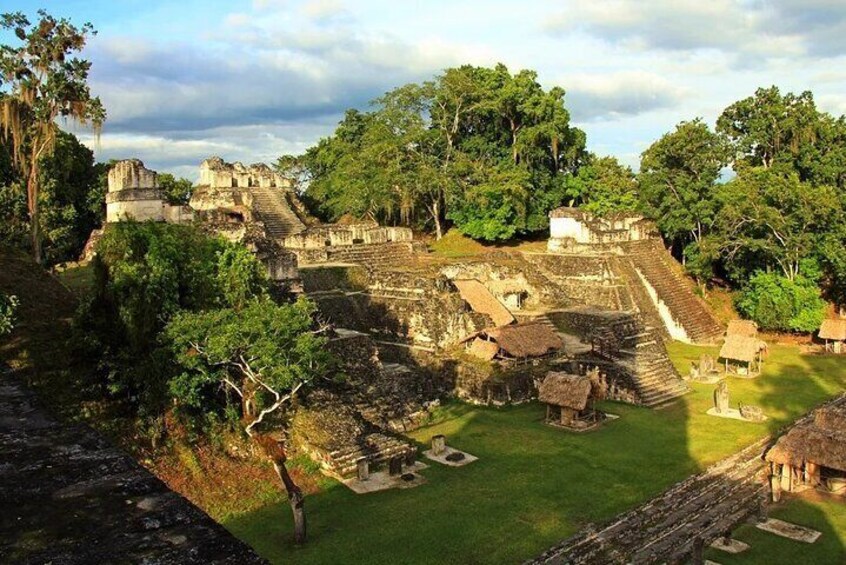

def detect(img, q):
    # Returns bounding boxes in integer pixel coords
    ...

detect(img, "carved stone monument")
[714,381,730,414]
[431,434,446,456]
[356,457,369,481]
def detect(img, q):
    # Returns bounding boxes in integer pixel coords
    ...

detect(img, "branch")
[245,381,304,437]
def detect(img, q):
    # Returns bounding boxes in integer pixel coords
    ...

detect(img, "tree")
[82,222,269,413]
[37,130,102,262]
[297,63,586,241]
[0,10,105,263]
[157,173,193,206]
[639,119,730,256]
[735,269,826,332]
[165,297,334,545]
[715,167,840,282]
[565,155,640,216]
[717,86,820,172]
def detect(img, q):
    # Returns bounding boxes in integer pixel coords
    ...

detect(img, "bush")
[0,293,18,336]
[735,271,826,332]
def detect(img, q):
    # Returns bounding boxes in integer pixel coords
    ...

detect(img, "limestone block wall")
[199,156,290,189]
[108,159,157,192]
[547,207,658,253]
[163,204,194,224]
[105,190,165,222]
[189,186,253,211]
[281,225,414,250]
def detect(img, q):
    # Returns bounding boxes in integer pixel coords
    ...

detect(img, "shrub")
[735,270,826,332]
[0,293,18,336]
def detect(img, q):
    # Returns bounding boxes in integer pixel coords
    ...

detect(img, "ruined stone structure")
[547,207,656,252]
[551,306,689,407]
[291,329,439,478]
[0,369,264,564]
[542,208,723,344]
[105,159,193,224]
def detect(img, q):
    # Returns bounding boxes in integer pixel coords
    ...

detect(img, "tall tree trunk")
[26,157,42,263]
[271,457,307,544]
[433,200,442,240]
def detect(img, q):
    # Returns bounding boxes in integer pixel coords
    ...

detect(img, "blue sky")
[11,0,846,179]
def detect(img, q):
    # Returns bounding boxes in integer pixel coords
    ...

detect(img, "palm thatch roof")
[727,319,758,338]
[538,373,592,410]
[766,395,846,471]
[819,319,846,341]
[719,335,766,363]
[452,279,515,327]
[486,322,563,358]
[468,337,499,361]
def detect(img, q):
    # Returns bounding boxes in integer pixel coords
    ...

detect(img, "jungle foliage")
[282,64,588,241]
[78,221,271,422]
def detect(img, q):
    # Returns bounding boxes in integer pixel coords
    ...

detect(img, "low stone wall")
[281,225,413,249]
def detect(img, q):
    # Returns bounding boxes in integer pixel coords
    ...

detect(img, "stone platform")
[0,368,264,564]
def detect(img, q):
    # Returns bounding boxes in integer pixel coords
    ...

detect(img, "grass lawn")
[222,342,846,564]
[428,229,548,259]
[704,495,846,564]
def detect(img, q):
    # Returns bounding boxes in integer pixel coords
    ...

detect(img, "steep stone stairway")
[625,239,723,344]
[249,186,306,239]
[531,438,769,564]
[594,316,690,407]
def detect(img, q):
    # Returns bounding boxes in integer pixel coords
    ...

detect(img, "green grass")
[222,343,845,564]
[54,262,94,299]
[704,497,846,564]
[428,229,548,259]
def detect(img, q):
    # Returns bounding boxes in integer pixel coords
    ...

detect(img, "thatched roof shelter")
[819,319,846,341]
[766,395,846,472]
[463,322,563,359]
[485,323,563,358]
[538,373,592,411]
[468,338,499,361]
[727,319,758,338]
[452,279,515,327]
[719,335,766,363]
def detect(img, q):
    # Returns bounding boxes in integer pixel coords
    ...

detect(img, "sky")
[9,0,846,180]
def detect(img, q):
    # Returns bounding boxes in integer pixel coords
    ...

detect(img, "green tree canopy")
[715,167,840,281]
[565,154,640,217]
[0,10,105,262]
[157,173,193,206]
[639,119,730,249]
[295,63,586,241]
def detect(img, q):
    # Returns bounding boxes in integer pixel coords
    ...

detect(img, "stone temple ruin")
[87,157,727,480]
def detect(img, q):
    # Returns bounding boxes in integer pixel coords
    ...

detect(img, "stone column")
[432,434,446,456]
[388,456,403,476]
[356,457,369,481]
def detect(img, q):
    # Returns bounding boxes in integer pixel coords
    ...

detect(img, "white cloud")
[562,71,689,121]
[545,0,843,63]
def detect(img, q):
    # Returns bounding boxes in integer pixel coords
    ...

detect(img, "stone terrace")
[0,369,264,564]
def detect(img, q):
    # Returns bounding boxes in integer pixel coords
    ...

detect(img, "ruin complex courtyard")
[3,5,846,563]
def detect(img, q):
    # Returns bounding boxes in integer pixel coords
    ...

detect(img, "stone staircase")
[531,438,769,564]
[326,242,416,269]
[594,316,690,408]
[250,186,306,239]
[607,255,671,341]
[625,239,723,344]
